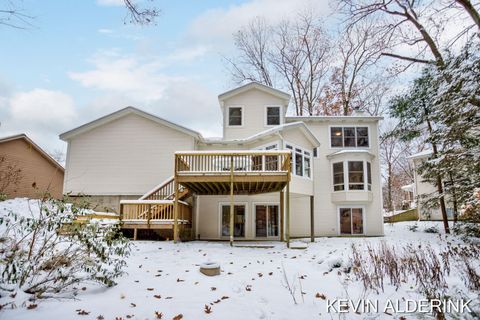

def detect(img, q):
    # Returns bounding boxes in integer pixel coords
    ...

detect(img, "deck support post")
[174,156,179,243]
[229,156,234,247]
[286,181,290,248]
[280,190,284,242]
[133,228,138,241]
[310,195,314,243]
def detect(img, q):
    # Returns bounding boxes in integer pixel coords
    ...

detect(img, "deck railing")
[140,176,188,200]
[174,150,291,174]
[120,200,192,223]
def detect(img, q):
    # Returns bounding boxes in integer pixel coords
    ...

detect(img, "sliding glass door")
[339,208,364,235]
[221,205,246,237]
[255,205,279,238]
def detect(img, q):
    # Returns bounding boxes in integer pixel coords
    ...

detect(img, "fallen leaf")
[154,295,161,299]
[154,311,163,319]
[210,287,217,291]
[173,314,183,320]
[221,296,229,300]
[315,293,326,300]
[77,309,90,315]
[204,305,212,314]
[147,288,154,291]
[130,303,136,308]
[27,304,37,310]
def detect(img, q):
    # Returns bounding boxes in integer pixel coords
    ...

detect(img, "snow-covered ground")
[0,198,478,319]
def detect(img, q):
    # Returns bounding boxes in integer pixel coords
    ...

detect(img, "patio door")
[339,208,364,235]
[221,205,246,237]
[255,205,279,238]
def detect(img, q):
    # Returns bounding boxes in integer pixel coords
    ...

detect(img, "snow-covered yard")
[1,199,478,320]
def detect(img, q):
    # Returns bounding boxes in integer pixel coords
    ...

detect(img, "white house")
[407,150,455,220]
[60,82,384,243]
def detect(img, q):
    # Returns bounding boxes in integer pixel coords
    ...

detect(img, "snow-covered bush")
[453,188,480,238]
[424,226,439,234]
[0,197,130,297]
[408,224,419,232]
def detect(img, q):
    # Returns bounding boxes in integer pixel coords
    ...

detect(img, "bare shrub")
[351,242,480,318]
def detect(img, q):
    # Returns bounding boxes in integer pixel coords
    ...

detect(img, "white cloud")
[0,89,76,155]
[98,28,114,34]
[96,0,124,7]
[187,0,330,49]
[68,51,222,137]
[9,89,76,132]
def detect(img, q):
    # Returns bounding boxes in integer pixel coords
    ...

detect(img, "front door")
[255,205,279,238]
[221,205,246,237]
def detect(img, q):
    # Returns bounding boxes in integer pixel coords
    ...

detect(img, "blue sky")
[0,0,331,155]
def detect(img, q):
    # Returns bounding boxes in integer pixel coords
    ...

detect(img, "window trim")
[218,202,248,238]
[264,105,282,127]
[227,105,244,128]
[328,125,370,149]
[337,206,366,236]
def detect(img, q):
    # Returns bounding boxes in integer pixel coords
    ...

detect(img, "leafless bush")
[351,242,480,318]
[0,155,23,197]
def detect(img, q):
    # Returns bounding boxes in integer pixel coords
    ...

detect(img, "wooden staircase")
[119,176,192,238]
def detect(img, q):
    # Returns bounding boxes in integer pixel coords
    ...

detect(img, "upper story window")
[286,144,311,178]
[266,106,281,126]
[332,160,372,191]
[228,107,243,126]
[330,126,369,148]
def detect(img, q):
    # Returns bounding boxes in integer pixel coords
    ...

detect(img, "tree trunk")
[387,163,394,212]
[455,0,480,30]
[432,143,450,234]
[448,172,459,224]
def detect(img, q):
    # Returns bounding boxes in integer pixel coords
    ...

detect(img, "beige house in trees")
[0,134,64,199]
[60,82,384,243]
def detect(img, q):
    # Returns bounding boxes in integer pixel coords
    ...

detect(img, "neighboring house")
[0,134,64,199]
[60,82,384,242]
[407,150,454,220]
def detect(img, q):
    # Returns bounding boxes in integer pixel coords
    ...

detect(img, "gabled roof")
[0,134,64,171]
[201,122,320,147]
[59,106,203,141]
[218,82,290,105]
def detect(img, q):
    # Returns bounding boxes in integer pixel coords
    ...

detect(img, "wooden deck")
[119,150,292,245]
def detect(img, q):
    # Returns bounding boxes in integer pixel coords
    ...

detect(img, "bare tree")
[338,0,447,67]
[226,10,332,115]
[123,0,160,25]
[0,0,160,29]
[226,17,274,86]
[0,1,33,29]
[453,0,480,30]
[0,155,22,196]
[335,19,389,115]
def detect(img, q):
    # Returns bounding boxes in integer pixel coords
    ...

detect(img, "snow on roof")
[326,149,376,159]
[201,122,320,147]
[60,106,203,141]
[407,149,433,160]
[0,133,64,171]
[286,115,383,122]
[218,81,290,105]
[401,184,414,192]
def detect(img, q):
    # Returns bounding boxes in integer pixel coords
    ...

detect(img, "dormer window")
[266,106,280,126]
[228,107,243,126]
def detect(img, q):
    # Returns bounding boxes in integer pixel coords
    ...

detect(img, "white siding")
[303,120,384,236]
[222,88,287,140]
[64,113,195,195]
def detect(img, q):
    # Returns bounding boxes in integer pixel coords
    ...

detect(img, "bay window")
[332,161,372,191]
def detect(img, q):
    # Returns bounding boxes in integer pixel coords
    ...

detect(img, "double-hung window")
[228,107,243,126]
[266,106,280,126]
[330,127,369,148]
